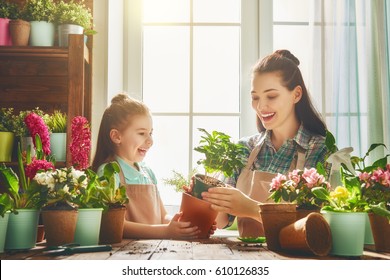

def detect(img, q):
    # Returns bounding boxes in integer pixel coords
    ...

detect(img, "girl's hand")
[166,212,200,240]
[201,186,260,221]
[208,221,217,236]
[182,177,195,193]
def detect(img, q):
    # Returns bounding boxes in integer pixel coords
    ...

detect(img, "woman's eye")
[268,96,277,100]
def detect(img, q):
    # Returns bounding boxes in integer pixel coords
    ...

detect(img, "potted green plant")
[44,111,67,162]
[192,128,248,199]
[312,181,369,256]
[95,161,129,244]
[55,0,94,47]
[8,2,31,46]
[71,168,104,246]
[0,108,15,162]
[23,0,55,46]
[0,193,12,253]
[0,1,14,46]
[31,166,88,246]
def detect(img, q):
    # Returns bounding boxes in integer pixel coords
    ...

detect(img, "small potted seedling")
[178,128,248,238]
[192,128,248,199]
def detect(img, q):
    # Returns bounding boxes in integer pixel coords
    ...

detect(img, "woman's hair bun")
[275,49,300,66]
[111,93,130,104]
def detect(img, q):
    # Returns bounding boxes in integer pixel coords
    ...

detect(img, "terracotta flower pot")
[192,174,225,199]
[369,213,390,253]
[296,207,320,221]
[36,225,45,243]
[179,192,218,239]
[42,209,78,246]
[258,203,296,251]
[99,207,126,244]
[279,212,332,256]
[9,20,30,46]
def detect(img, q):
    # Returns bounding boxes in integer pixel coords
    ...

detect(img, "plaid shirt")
[224,124,330,188]
[223,124,330,228]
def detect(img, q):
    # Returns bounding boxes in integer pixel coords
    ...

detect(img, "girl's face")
[251,72,302,131]
[110,114,153,165]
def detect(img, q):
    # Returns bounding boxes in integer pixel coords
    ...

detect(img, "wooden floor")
[1,230,390,260]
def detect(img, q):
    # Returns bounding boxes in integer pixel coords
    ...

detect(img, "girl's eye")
[251,96,259,101]
[268,95,277,100]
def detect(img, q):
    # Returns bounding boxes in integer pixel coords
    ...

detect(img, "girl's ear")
[293,85,303,104]
[110,129,121,145]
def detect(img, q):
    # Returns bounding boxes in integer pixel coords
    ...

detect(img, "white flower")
[63,185,69,194]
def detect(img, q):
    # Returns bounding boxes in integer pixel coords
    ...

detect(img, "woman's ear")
[293,86,303,104]
[110,129,121,145]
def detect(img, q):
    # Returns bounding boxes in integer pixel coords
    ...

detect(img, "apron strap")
[244,134,267,170]
[295,145,306,170]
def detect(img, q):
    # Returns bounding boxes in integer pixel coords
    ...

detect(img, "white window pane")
[273,25,310,87]
[193,0,240,23]
[193,26,240,113]
[146,116,189,206]
[192,116,240,172]
[143,0,190,23]
[273,0,310,22]
[143,27,190,113]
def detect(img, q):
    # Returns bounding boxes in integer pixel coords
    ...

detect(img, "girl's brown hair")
[91,93,150,171]
[253,50,326,136]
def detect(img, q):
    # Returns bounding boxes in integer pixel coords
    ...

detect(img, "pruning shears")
[42,243,112,256]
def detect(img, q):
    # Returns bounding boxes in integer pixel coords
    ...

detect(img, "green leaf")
[316,162,326,176]
[311,187,330,201]
[365,143,387,157]
[370,202,390,220]
[372,155,390,169]
[0,164,20,200]
[325,130,337,152]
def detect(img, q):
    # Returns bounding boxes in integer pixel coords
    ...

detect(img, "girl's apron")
[236,136,306,237]
[118,169,166,224]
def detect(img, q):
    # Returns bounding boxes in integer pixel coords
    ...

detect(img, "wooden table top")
[1,230,390,260]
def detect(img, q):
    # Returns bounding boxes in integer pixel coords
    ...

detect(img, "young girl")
[92,93,201,239]
[200,50,329,237]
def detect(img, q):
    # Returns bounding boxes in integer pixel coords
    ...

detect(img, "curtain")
[309,0,390,160]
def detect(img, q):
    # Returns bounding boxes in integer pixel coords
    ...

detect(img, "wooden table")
[1,230,390,260]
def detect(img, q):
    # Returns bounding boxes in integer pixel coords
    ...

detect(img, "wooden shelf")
[0,35,92,166]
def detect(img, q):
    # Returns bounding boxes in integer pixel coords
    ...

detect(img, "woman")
[200,50,329,237]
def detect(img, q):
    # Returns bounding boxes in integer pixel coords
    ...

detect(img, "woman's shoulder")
[238,132,266,151]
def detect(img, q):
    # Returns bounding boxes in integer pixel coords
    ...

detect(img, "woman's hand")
[208,221,217,237]
[201,186,261,221]
[166,212,200,240]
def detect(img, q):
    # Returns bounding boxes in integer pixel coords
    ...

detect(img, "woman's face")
[111,114,154,165]
[251,72,302,131]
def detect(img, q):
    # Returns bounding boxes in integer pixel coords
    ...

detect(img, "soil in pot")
[192,174,225,199]
[179,192,218,239]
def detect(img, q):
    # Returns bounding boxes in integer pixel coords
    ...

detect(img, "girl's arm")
[123,212,200,239]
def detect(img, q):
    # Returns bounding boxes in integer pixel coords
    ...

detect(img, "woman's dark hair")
[91,93,150,171]
[252,50,326,136]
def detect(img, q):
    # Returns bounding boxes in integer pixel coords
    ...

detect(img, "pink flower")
[24,113,51,156]
[25,159,54,180]
[387,164,390,172]
[288,169,301,184]
[302,168,325,188]
[70,116,91,170]
[359,172,370,182]
[270,173,287,191]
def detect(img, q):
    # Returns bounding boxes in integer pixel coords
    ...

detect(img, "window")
[141,0,242,206]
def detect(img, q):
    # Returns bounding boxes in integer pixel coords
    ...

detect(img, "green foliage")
[23,0,55,22]
[0,1,19,19]
[13,108,44,137]
[54,0,93,30]
[92,162,129,211]
[163,169,198,193]
[0,193,12,217]
[72,168,101,208]
[0,108,15,132]
[44,110,67,133]
[194,128,248,178]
